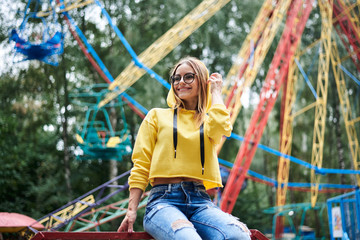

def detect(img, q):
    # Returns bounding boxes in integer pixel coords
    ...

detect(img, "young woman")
[118,57,251,240]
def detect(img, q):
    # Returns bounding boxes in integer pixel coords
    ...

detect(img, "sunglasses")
[170,73,196,85]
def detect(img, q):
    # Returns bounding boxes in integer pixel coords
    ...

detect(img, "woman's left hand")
[208,73,223,95]
[208,73,224,106]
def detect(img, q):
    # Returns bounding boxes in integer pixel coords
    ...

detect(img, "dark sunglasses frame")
[171,73,196,85]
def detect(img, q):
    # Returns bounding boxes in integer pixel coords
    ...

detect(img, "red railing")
[31,230,268,240]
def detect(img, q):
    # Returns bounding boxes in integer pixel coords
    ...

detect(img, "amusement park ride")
[70,84,132,161]
[8,0,360,239]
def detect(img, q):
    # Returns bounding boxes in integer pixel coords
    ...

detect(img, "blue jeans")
[143,181,251,240]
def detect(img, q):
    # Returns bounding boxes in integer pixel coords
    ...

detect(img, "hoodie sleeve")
[128,109,158,191]
[205,104,232,144]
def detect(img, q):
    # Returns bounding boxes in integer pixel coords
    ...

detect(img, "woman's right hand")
[117,188,143,232]
[117,209,137,232]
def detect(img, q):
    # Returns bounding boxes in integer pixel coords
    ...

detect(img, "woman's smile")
[176,86,192,92]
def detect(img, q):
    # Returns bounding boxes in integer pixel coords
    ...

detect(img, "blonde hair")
[170,57,209,127]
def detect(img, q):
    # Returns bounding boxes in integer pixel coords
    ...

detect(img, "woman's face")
[173,63,199,110]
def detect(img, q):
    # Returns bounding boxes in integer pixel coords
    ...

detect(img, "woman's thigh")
[143,202,202,240]
[190,205,251,240]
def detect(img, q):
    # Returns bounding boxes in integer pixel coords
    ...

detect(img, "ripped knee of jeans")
[228,216,251,235]
[171,219,195,232]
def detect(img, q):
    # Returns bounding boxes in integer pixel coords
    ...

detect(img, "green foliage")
[232,181,273,233]
[0,70,66,218]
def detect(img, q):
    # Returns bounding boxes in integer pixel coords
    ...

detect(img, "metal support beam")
[220,0,314,214]
[310,0,333,207]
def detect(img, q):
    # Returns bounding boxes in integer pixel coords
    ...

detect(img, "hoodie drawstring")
[173,108,205,175]
[200,124,204,174]
[173,109,178,158]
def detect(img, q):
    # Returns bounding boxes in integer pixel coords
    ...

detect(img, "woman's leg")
[143,202,202,240]
[190,204,251,240]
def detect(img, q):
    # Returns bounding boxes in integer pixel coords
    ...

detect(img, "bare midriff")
[152,177,203,186]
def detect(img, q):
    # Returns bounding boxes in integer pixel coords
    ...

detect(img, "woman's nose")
[178,78,186,84]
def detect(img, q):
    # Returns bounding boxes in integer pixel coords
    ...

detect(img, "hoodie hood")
[166,83,212,112]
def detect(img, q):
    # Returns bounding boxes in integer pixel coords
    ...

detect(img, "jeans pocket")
[196,188,211,200]
[144,203,172,221]
[147,190,168,205]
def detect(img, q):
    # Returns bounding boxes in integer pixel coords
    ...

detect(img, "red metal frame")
[250,229,269,240]
[220,0,314,214]
[31,232,153,240]
[31,230,268,240]
[332,0,360,72]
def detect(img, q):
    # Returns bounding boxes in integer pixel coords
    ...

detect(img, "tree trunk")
[109,105,118,191]
[62,61,72,200]
[53,43,72,201]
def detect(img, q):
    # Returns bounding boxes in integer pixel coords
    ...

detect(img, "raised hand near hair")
[208,73,224,106]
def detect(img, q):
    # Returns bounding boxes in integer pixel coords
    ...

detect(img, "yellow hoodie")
[128,85,232,190]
